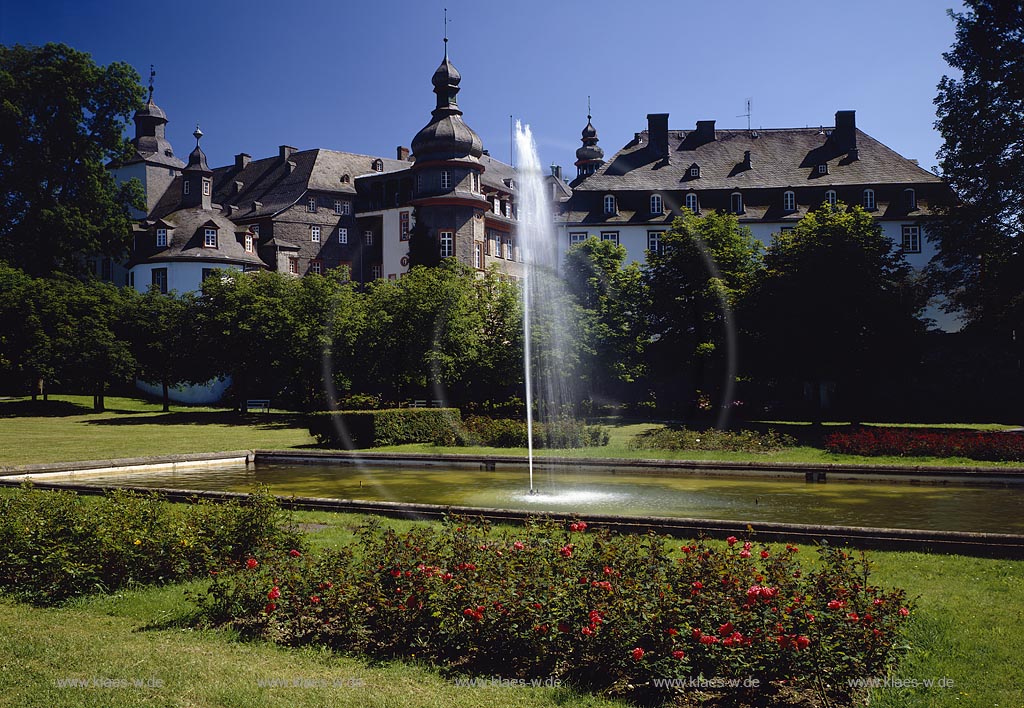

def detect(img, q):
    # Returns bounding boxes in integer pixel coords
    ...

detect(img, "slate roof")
[130,197,265,268]
[575,127,943,193]
[210,149,409,219]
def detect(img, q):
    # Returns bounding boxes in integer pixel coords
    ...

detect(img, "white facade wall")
[135,377,231,405]
[380,207,413,280]
[130,261,244,294]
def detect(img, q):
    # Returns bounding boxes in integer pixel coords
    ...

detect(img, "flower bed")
[195,517,910,706]
[824,427,1024,462]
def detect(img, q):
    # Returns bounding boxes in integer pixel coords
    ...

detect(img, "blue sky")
[1,0,963,176]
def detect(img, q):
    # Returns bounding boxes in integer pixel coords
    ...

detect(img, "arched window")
[730,192,744,215]
[685,193,698,214]
[863,189,876,210]
[825,190,837,206]
[783,190,796,212]
[650,194,663,214]
[603,195,616,214]
[372,159,384,172]
[904,188,917,210]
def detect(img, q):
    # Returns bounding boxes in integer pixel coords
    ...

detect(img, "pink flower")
[559,544,574,558]
[631,647,645,661]
[513,541,525,551]
[899,607,910,617]
[581,626,593,636]
[726,536,738,546]
[739,550,751,559]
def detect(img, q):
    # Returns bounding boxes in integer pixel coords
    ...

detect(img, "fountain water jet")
[514,122,577,494]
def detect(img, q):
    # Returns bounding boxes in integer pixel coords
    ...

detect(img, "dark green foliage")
[630,426,796,453]
[931,1,1024,333]
[195,518,911,706]
[308,408,463,448]
[0,43,145,276]
[439,415,610,449]
[0,485,297,605]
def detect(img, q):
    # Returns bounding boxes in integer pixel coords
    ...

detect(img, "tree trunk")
[93,382,105,412]
[162,379,170,412]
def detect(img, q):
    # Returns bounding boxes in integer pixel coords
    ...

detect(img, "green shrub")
[438,416,609,449]
[195,518,911,706]
[308,408,462,448]
[630,426,795,453]
[0,485,298,605]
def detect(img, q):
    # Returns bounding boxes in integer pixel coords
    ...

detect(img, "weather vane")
[148,65,155,103]
[443,8,449,53]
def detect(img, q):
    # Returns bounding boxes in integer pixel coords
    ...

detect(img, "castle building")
[557,110,948,276]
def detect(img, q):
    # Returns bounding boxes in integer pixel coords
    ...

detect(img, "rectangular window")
[504,201,512,218]
[474,242,482,269]
[400,211,410,240]
[307,196,317,212]
[817,164,828,174]
[493,197,501,215]
[902,225,921,253]
[152,267,167,294]
[245,234,254,252]
[600,231,619,245]
[504,237,513,260]
[202,179,211,196]
[441,171,451,190]
[204,228,217,248]
[183,181,190,195]
[364,230,374,245]
[783,191,796,212]
[334,200,343,215]
[288,258,299,275]
[310,260,322,275]
[416,174,423,194]
[156,228,167,247]
[439,230,454,258]
[101,258,112,281]
[338,227,348,244]
[569,232,588,246]
[311,226,321,243]
[251,224,260,235]
[371,264,382,279]
[488,231,501,258]
[341,201,351,215]
[647,231,664,254]
[779,226,795,234]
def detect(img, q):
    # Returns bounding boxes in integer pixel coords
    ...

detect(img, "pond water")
[77,460,1024,534]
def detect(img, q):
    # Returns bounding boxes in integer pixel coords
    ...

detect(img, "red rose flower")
[672,650,686,660]
[726,536,738,546]
[899,607,910,617]
[288,549,301,558]
[245,557,258,570]
[267,586,281,600]
[264,602,276,613]
[631,647,645,661]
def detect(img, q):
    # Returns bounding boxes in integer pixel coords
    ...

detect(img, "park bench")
[245,399,271,413]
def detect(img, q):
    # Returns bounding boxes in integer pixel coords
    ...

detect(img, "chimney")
[834,110,857,154]
[647,113,669,159]
[397,146,411,161]
[695,120,716,143]
[743,150,752,169]
[550,163,562,180]
[235,153,251,170]
[279,145,296,162]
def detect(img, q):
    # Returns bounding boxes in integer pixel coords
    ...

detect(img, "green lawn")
[1,510,1021,708]
[1,395,1021,469]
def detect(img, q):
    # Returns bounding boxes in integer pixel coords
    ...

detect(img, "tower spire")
[443,8,448,58]
[148,65,156,103]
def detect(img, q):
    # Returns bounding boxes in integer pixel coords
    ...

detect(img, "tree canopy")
[0,43,144,276]
[932,1,1024,331]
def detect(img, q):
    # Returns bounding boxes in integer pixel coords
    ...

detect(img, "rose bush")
[195,516,911,706]
[825,427,1024,461]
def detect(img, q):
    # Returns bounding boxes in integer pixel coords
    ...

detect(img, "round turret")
[411,50,483,163]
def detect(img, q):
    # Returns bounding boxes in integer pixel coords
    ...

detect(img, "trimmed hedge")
[437,415,610,449]
[308,408,462,448]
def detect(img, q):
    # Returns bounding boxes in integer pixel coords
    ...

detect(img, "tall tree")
[931,1,1024,333]
[125,288,197,412]
[0,43,144,276]
[563,237,648,403]
[745,204,928,419]
[644,211,762,419]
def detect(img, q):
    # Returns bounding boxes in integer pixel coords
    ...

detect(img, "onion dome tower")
[574,105,605,181]
[180,125,213,210]
[409,28,489,268]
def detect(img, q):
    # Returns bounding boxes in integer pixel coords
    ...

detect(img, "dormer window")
[204,228,217,248]
[307,197,317,213]
[504,201,512,218]
[650,194,663,214]
[817,164,829,175]
[825,190,838,206]
[863,189,876,210]
[783,190,796,212]
[685,193,699,214]
[603,195,616,214]
[493,197,501,215]
[730,192,744,215]
[156,228,167,247]
[690,165,700,178]
[904,188,917,210]
[244,234,254,253]
[372,159,384,172]
[340,174,350,184]
[202,178,211,196]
